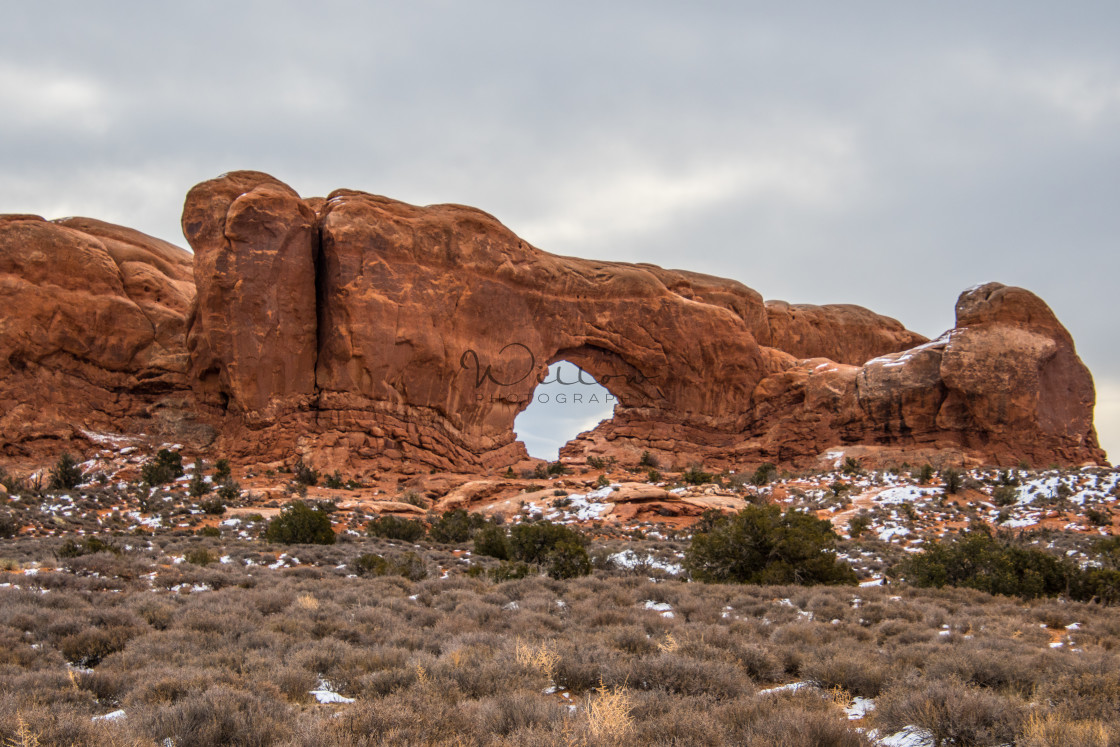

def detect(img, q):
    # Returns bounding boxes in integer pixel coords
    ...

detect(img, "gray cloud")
[3,1,1117,461]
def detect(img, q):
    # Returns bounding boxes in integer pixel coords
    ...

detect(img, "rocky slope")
[0,171,1107,471]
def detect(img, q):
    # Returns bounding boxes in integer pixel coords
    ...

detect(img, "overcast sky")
[2,2,1117,463]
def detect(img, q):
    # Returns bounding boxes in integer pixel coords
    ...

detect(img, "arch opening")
[513,360,617,461]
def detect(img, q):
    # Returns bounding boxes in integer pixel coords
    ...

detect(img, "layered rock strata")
[0,171,1106,471]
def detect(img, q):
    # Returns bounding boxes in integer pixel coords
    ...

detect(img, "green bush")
[680,464,714,485]
[638,450,659,468]
[429,508,486,543]
[49,452,84,490]
[351,551,426,580]
[292,457,318,487]
[751,462,777,486]
[324,471,345,489]
[848,513,872,539]
[890,529,1069,600]
[473,523,510,560]
[199,498,226,515]
[0,511,18,539]
[992,485,1018,506]
[264,501,335,545]
[508,521,587,565]
[186,548,215,566]
[189,473,211,498]
[941,467,963,494]
[59,536,120,558]
[488,561,533,581]
[684,504,857,585]
[213,458,232,482]
[841,457,862,477]
[142,449,184,486]
[366,515,426,542]
[216,480,241,503]
[352,553,390,577]
[917,464,934,484]
[545,540,591,579]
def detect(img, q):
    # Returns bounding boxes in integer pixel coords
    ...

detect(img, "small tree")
[751,462,777,486]
[213,458,232,483]
[940,467,963,495]
[292,457,318,487]
[473,523,510,560]
[367,515,426,542]
[264,501,335,545]
[848,513,872,539]
[141,449,184,486]
[685,504,857,585]
[49,453,83,490]
[428,509,485,543]
[841,457,862,477]
[189,473,211,498]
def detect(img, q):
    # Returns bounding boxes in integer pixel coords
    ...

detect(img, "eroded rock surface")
[0,171,1106,470]
[0,214,199,456]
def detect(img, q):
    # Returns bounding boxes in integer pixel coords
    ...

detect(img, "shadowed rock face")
[0,171,1107,470]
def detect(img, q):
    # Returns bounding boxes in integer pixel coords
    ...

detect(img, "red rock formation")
[0,172,1106,471]
[0,214,198,456]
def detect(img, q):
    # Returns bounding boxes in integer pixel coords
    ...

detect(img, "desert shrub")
[324,471,345,489]
[874,676,1025,747]
[351,551,427,580]
[638,450,659,468]
[917,464,935,484]
[488,562,533,582]
[185,548,215,566]
[508,521,587,565]
[891,529,1071,600]
[292,457,318,487]
[213,458,232,482]
[545,540,591,579]
[199,497,226,515]
[429,508,486,543]
[848,513,872,538]
[264,501,335,545]
[142,449,184,485]
[352,552,390,577]
[49,452,83,489]
[1018,712,1111,747]
[1086,507,1111,526]
[58,536,120,558]
[680,464,714,485]
[188,473,210,498]
[134,685,292,747]
[941,467,963,494]
[685,504,858,586]
[215,479,241,503]
[366,515,426,542]
[751,462,778,485]
[474,523,510,560]
[59,625,137,667]
[802,649,889,697]
[0,510,19,539]
[992,485,1018,506]
[1070,568,1120,605]
[841,457,862,477]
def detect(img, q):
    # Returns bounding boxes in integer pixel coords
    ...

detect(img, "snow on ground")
[608,549,683,575]
[310,680,355,704]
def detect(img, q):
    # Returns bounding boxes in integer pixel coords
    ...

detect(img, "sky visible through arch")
[514,362,616,461]
[2,2,1118,463]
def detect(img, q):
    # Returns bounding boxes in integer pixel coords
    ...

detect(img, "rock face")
[0,171,1107,470]
[0,214,197,456]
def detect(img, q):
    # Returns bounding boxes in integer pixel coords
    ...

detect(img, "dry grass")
[586,679,633,744]
[0,533,1118,745]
